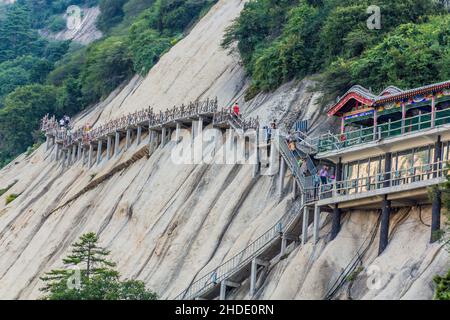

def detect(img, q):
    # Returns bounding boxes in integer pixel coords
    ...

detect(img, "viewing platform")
[315,80,450,162]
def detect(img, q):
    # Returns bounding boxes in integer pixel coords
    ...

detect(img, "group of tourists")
[59,115,71,129]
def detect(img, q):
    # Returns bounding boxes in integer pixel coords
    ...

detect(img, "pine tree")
[40,232,117,294]
[40,232,157,300]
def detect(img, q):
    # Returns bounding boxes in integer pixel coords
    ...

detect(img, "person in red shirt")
[233,102,240,116]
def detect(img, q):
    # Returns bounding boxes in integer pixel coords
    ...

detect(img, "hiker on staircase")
[233,102,240,116]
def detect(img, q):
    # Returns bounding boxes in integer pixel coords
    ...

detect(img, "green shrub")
[26,142,42,156]
[223,0,447,100]
[5,193,19,205]
[434,270,450,300]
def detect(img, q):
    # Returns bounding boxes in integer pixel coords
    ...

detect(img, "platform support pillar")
[313,205,321,244]
[379,195,391,255]
[106,136,112,160]
[136,126,142,145]
[250,258,269,297]
[330,204,341,241]
[125,128,131,150]
[219,280,240,300]
[115,131,120,156]
[97,140,103,164]
[278,158,286,196]
[88,144,93,168]
[302,206,310,245]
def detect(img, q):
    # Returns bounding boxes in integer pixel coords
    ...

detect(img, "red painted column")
[431,95,436,128]
[373,109,378,139]
[401,101,406,134]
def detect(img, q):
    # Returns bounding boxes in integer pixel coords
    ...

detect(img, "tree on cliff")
[433,177,450,300]
[40,232,157,300]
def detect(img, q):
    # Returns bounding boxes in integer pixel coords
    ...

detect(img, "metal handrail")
[176,131,319,300]
[317,108,450,153]
[319,160,447,200]
[175,198,305,300]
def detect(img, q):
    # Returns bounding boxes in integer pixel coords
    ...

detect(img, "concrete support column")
[434,135,442,177]
[253,129,260,178]
[62,150,68,166]
[198,117,204,136]
[115,131,120,156]
[77,142,82,162]
[330,157,343,240]
[219,280,240,300]
[106,136,112,161]
[55,144,60,161]
[88,144,94,168]
[175,122,181,143]
[71,144,77,164]
[149,130,155,150]
[292,180,298,200]
[278,158,286,196]
[97,140,103,164]
[431,189,442,243]
[81,147,86,166]
[280,235,287,257]
[136,126,142,145]
[161,127,167,147]
[313,205,321,244]
[302,206,310,245]
[45,135,50,152]
[250,258,269,297]
[330,204,341,241]
[379,195,391,255]
[125,129,131,150]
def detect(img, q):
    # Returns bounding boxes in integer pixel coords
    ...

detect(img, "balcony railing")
[318,160,447,202]
[317,108,450,154]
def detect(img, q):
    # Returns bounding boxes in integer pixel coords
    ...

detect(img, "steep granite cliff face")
[0,0,448,299]
[40,6,102,45]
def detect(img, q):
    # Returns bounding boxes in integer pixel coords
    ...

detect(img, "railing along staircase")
[175,130,321,300]
[175,199,306,300]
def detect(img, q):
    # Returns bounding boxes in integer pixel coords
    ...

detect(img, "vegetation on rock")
[223,0,450,100]
[0,0,216,168]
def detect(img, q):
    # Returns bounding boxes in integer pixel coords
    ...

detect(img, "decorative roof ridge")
[375,80,450,104]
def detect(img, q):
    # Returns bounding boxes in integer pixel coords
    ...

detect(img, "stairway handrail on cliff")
[175,199,305,300]
[212,108,260,131]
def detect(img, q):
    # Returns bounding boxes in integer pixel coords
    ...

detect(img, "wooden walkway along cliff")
[41,98,260,168]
